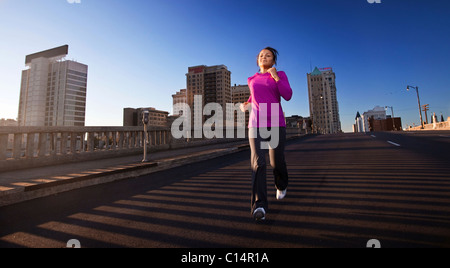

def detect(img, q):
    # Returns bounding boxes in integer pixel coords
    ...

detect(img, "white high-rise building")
[18,45,88,127]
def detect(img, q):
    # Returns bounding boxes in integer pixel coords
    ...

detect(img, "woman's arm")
[277,71,293,101]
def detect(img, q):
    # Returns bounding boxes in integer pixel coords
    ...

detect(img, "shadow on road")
[1,134,450,248]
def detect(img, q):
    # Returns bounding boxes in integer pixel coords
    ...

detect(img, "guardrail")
[0,126,180,171]
[0,126,304,172]
[0,126,169,158]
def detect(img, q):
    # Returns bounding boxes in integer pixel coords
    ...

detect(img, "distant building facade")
[18,45,88,127]
[0,119,18,127]
[123,107,169,127]
[231,84,251,127]
[172,89,187,116]
[285,115,312,134]
[359,106,386,132]
[354,106,402,132]
[354,112,364,133]
[307,67,342,134]
[231,84,250,104]
[186,65,232,130]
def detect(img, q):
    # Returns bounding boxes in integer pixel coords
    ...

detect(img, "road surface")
[1,132,450,248]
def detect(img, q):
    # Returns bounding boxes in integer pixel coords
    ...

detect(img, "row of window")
[311,76,334,81]
[66,89,87,97]
[44,122,85,127]
[67,79,87,88]
[45,112,85,118]
[147,113,167,118]
[44,117,85,122]
[68,69,88,78]
[67,84,87,92]
[65,100,86,107]
[67,74,87,82]
[65,95,86,102]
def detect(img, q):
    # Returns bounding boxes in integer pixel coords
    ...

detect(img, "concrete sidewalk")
[0,140,251,207]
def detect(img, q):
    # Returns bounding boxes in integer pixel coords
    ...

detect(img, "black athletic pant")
[249,127,288,213]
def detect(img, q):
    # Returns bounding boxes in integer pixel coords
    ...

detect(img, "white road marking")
[439,135,450,138]
[387,141,401,147]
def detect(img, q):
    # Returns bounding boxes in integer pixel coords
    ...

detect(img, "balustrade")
[0,126,173,171]
[0,126,299,171]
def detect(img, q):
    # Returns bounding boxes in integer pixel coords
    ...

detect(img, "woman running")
[242,47,293,221]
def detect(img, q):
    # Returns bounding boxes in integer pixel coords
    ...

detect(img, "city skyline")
[1,0,449,132]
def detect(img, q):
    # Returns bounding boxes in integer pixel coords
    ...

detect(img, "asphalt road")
[1,132,450,248]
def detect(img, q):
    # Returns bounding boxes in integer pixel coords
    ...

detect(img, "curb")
[0,134,308,207]
[0,146,242,208]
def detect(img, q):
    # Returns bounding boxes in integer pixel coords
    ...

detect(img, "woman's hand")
[240,102,251,113]
[268,67,280,82]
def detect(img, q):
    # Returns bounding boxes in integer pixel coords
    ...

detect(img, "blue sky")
[0,0,449,132]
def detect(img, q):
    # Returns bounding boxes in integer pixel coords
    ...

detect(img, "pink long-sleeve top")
[247,71,293,128]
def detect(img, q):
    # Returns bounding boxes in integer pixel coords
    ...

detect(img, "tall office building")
[307,67,342,134]
[18,45,88,127]
[186,65,232,130]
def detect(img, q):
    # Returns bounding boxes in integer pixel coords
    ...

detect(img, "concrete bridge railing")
[406,118,450,131]
[0,126,179,172]
[0,126,304,172]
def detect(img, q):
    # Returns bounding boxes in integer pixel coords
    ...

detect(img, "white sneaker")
[276,189,287,200]
[253,207,266,221]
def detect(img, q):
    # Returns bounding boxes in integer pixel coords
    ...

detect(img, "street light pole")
[385,106,395,130]
[407,85,424,129]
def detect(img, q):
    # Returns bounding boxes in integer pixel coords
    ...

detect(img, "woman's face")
[258,49,275,69]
